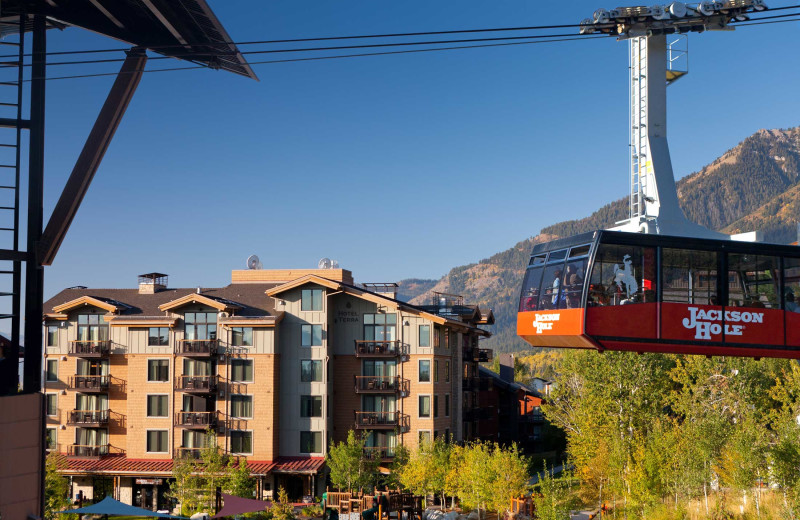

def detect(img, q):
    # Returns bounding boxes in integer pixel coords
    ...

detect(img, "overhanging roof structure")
[0,0,257,80]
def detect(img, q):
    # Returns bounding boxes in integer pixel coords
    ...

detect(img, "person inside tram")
[787,292,799,312]
[588,284,608,306]
[545,269,562,309]
[523,288,539,311]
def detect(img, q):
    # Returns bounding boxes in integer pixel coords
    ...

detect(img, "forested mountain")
[398,125,800,353]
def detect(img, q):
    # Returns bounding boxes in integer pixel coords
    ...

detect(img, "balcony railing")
[464,408,491,422]
[176,411,219,429]
[177,447,204,460]
[67,444,110,459]
[175,375,218,393]
[68,340,111,358]
[67,409,110,426]
[354,375,409,394]
[363,446,396,460]
[354,411,410,431]
[354,340,403,358]
[175,339,219,356]
[68,375,110,392]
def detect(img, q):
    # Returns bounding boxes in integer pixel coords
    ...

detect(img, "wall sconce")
[403,320,410,326]
[61,356,67,361]
[60,425,66,430]
[61,390,67,395]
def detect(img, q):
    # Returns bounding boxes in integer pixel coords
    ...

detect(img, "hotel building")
[42,267,493,510]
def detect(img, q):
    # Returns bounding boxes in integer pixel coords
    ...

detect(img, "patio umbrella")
[211,493,271,518]
[58,495,188,518]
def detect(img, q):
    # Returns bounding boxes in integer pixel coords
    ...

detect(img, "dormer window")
[78,314,108,342]
[301,289,323,311]
[184,312,217,341]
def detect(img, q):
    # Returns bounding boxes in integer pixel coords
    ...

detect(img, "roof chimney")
[138,273,168,294]
[499,353,515,384]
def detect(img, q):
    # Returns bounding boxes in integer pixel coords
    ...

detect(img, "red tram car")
[517,230,800,359]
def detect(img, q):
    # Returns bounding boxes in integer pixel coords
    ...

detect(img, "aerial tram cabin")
[517,231,800,359]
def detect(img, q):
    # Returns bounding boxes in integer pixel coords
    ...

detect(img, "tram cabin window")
[588,244,655,306]
[662,249,718,305]
[538,249,568,311]
[557,245,590,310]
[520,254,547,312]
[784,257,800,312]
[728,253,780,309]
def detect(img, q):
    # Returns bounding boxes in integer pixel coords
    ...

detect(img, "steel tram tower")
[580,0,767,240]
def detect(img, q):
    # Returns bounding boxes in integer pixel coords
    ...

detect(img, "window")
[47,325,58,347]
[662,249,719,305]
[445,361,450,383]
[785,257,800,312]
[301,360,323,382]
[419,395,431,418]
[444,329,450,349]
[148,327,169,346]
[147,360,169,382]
[147,395,168,417]
[230,431,253,454]
[419,431,432,446]
[77,359,108,377]
[45,394,57,416]
[231,327,253,347]
[300,431,322,453]
[45,359,58,383]
[434,327,441,348]
[434,360,439,383]
[301,396,323,417]
[46,428,57,450]
[445,394,450,417]
[301,289,323,311]
[728,253,780,309]
[364,314,397,341]
[588,244,656,306]
[146,430,168,453]
[445,428,450,441]
[301,324,323,347]
[231,395,253,418]
[419,360,431,382]
[184,312,217,341]
[77,314,108,342]
[231,359,254,383]
[419,325,430,347]
[434,395,439,418]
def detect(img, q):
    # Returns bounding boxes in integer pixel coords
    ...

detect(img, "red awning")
[212,493,271,518]
[271,457,326,475]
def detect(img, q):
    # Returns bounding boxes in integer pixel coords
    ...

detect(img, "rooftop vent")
[138,273,168,294]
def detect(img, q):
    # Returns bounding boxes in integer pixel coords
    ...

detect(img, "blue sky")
[38,1,800,297]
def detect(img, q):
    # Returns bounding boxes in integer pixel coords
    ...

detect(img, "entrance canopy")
[212,493,272,518]
[58,496,187,518]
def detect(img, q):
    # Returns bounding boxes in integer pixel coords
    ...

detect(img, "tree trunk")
[704,482,708,516]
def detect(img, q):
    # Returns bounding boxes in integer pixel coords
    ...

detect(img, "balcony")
[354,375,409,395]
[67,409,110,427]
[176,411,219,429]
[354,340,403,358]
[363,446,395,461]
[354,411,410,431]
[68,375,110,393]
[67,444,112,459]
[68,340,111,358]
[177,447,204,460]
[175,339,218,357]
[175,375,218,394]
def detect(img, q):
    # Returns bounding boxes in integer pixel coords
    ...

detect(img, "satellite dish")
[318,257,332,269]
[331,260,339,269]
[246,255,261,270]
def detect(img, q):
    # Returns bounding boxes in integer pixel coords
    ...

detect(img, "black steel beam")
[22,14,45,394]
[38,48,147,267]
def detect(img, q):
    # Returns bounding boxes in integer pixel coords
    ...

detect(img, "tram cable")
[10,9,799,82]
[2,3,799,61]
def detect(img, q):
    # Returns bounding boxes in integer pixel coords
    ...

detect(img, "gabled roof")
[52,296,120,314]
[158,293,242,312]
[266,275,481,332]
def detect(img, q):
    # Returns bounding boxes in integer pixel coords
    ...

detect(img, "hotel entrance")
[133,478,170,511]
